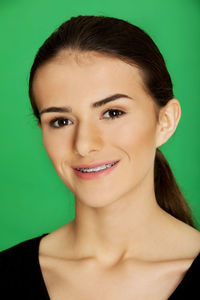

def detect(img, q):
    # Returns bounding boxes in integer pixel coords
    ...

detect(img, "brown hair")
[28,15,198,229]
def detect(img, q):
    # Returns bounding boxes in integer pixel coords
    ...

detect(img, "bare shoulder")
[172,219,200,258]
[39,222,75,258]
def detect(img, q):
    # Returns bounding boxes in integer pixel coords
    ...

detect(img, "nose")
[73,120,104,157]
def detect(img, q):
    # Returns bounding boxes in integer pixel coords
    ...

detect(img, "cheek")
[114,116,156,171]
[41,131,76,192]
[41,131,70,169]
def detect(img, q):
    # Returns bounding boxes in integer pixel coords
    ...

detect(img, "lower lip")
[73,161,120,180]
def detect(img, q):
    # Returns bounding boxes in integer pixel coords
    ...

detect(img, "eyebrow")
[38,93,134,116]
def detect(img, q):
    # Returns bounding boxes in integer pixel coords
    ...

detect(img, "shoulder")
[0,234,47,264]
[168,251,200,299]
[0,234,48,292]
[162,213,200,260]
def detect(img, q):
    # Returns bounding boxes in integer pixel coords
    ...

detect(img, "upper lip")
[72,160,120,169]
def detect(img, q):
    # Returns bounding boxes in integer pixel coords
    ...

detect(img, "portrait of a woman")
[1,15,200,300]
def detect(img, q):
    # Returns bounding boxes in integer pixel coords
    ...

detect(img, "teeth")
[76,161,117,173]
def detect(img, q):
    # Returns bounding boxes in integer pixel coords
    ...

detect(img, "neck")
[70,184,171,267]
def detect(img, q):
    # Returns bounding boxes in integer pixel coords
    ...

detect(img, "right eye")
[49,117,72,128]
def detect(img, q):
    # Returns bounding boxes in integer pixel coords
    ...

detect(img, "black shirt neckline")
[34,233,200,300]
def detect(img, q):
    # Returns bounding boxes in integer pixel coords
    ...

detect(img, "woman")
[1,15,200,300]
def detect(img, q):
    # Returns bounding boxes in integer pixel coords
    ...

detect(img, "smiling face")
[32,50,164,207]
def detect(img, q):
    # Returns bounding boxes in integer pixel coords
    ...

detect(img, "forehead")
[32,50,150,109]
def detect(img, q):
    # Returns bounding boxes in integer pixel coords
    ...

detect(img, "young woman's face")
[32,51,162,207]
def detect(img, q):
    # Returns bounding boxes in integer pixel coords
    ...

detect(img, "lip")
[73,160,120,180]
[72,160,120,169]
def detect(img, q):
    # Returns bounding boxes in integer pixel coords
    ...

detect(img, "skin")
[32,50,199,271]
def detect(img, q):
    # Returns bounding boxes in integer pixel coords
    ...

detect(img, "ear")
[155,99,181,148]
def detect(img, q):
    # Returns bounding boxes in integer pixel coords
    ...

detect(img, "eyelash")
[48,109,126,129]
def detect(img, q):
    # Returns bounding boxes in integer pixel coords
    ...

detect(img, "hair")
[28,15,198,229]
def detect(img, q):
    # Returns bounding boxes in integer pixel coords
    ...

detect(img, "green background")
[0,0,199,250]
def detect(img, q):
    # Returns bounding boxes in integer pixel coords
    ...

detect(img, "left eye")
[49,117,72,128]
[103,109,125,119]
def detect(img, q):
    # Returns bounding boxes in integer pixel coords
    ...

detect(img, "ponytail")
[154,148,198,229]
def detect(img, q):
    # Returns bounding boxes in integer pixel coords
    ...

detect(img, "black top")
[0,233,199,299]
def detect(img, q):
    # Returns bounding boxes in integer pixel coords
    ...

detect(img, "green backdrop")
[0,0,199,250]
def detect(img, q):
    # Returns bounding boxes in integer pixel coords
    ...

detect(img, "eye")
[49,117,72,128]
[103,109,125,120]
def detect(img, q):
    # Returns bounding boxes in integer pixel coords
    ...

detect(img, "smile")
[76,161,118,173]
[73,160,120,180]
